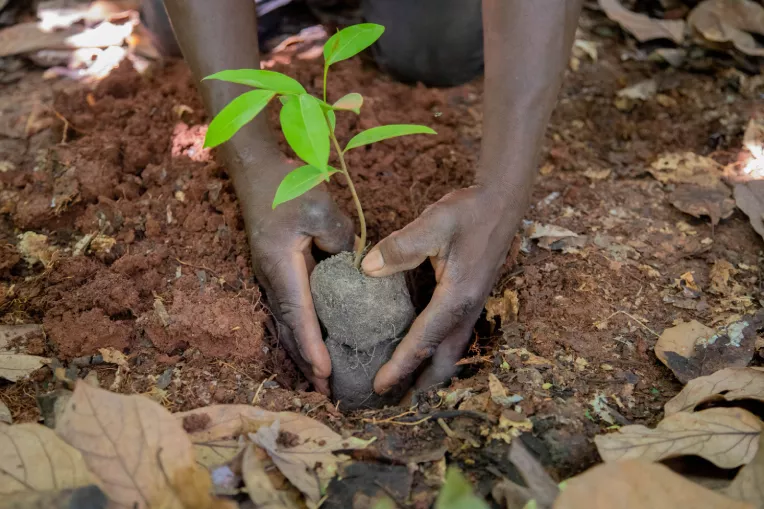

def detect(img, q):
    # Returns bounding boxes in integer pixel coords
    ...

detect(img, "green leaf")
[279,96,289,105]
[326,110,336,133]
[323,24,385,67]
[204,90,276,148]
[280,94,330,170]
[435,468,490,509]
[344,124,436,152]
[203,69,305,95]
[333,93,363,114]
[272,165,339,208]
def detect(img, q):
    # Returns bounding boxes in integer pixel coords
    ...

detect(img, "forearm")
[164,0,282,174]
[478,0,582,200]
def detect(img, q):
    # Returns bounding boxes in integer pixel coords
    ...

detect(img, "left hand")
[361,185,522,394]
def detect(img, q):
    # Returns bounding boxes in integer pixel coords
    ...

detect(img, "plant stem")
[329,130,366,268]
[322,65,328,103]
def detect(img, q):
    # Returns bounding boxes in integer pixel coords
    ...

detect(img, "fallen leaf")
[665,367,764,416]
[649,152,725,188]
[655,316,761,384]
[0,400,11,424]
[594,407,761,468]
[435,467,490,509]
[669,183,735,225]
[507,440,559,509]
[710,259,738,295]
[651,47,687,67]
[525,222,584,251]
[241,443,300,509]
[583,168,611,180]
[485,289,520,328]
[193,440,244,470]
[726,432,764,507]
[555,460,753,509]
[617,79,657,100]
[56,381,231,509]
[599,0,686,43]
[17,232,54,266]
[0,324,43,352]
[489,373,523,408]
[250,420,351,503]
[0,352,50,382]
[573,39,598,61]
[0,485,108,509]
[688,0,764,56]
[734,181,764,241]
[98,347,127,367]
[0,423,98,494]
[89,234,116,254]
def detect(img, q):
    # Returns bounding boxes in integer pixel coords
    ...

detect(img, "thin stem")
[329,131,366,268]
[322,65,328,103]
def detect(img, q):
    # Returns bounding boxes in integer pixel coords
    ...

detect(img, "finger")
[268,252,332,380]
[362,216,444,277]
[413,320,475,391]
[305,202,355,254]
[274,320,330,396]
[373,282,484,394]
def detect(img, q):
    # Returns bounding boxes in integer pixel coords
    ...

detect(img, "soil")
[2,7,764,497]
[311,251,415,410]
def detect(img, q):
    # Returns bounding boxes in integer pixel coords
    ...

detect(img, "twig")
[371,409,497,426]
[252,374,277,405]
[595,310,659,337]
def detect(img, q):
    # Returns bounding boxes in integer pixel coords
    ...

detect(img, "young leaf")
[280,94,330,171]
[203,69,305,95]
[323,24,385,67]
[326,110,336,133]
[204,89,276,148]
[344,124,436,152]
[333,93,363,114]
[273,165,339,209]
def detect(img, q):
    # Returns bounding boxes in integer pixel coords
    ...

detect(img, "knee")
[362,0,484,87]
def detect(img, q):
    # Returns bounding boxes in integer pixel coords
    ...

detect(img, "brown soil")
[2,8,763,488]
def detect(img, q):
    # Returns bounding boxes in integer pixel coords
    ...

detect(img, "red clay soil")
[1,12,763,480]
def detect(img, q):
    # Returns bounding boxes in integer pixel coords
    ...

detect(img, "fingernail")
[362,250,384,273]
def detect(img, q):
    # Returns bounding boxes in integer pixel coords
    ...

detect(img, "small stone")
[263,380,280,389]
[156,368,173,390]
[37,389,72,428]
[90,354,104,365]
[292,398,302,408]
[71,355,92,367]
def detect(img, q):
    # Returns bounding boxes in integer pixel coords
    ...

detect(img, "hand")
[361,185,520,394]
[236,156,355,395]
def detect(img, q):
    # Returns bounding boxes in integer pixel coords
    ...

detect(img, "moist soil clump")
[311,252,414,409]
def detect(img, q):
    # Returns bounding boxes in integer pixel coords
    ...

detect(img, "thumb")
[362,217,443,277]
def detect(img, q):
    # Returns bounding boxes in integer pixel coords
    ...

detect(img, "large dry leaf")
[655,317,760,384]
[554,460,753,509]
[599,0,686,44]
[665,367,764,416]
[726,432,764,507]
[250,420,354,504]
[735,180,764,241]
[595,407,761,468]
[241,444,300,509]
[0,352,50,382]
[0,423,97,494]
[649,152,725,188]
[688,0,764,56]
[56,381,232,509]
[669,183,735,225]
[193,440,244,470]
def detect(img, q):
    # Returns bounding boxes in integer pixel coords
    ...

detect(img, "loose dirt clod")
[311,252,414,410]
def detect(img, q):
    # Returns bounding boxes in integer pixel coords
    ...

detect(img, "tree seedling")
[203,23,436,268]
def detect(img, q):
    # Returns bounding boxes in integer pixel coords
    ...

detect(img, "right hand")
[234,156,355,395]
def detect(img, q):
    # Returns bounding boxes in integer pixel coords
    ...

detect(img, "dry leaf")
[56,381,231,509]
[488,373,523,408]
[0,485,108,509]
[594,407,761,468]
[508,440,559,509]
[241,444,300,509]
[649,152,725,188]
[688,0,764,56]
[734,181,764,241]
[0,401,11,424]
[665,367,764,416]
[555,460,753,509]
[193,440,244,470]
[583,168,611,180]
[485,289,519,328]
[0,324,43,352]
[726,432,764,507]
[250,420,350,504]
[0,423,98,494]
[655,317,760,384]
[0,352,50,382]
[599,0,686,43]
[617,79,657,100]
[17,232,54,266]
[98,347,128,367]
[526,223,578,240]
[669,184,735,225]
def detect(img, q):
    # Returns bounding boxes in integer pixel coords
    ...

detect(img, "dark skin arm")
[164,0,582,397]
[164,0,355,394]
[362,0,583,394]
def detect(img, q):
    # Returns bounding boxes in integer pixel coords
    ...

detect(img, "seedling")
[203,23,436,268]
